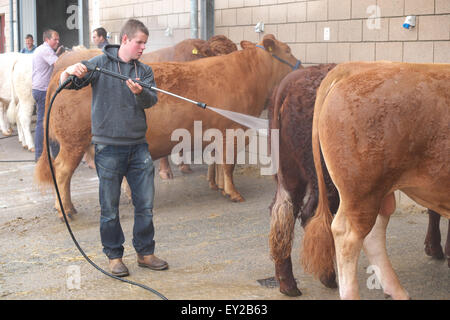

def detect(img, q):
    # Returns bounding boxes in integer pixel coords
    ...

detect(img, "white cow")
[0,52,35,151]
[7,53,35,151]
[0,53,19,137]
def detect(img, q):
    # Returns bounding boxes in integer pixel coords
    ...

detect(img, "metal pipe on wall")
[9,0,14,51]
[190,0,198,39]
[200,0,214,41]
[78,0,84,46]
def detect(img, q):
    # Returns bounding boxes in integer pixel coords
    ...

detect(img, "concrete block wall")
[89,0,194,51]
[1,0,449,63]
[214,0,450,65]
[0,0,18,53]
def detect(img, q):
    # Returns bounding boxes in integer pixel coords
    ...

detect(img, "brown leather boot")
[137,254,169,270]
[109,258,129,277]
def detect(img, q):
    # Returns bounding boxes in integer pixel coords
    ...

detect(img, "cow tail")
[7,60,18,124]
[34,134,54,188]
[268,86,296,262]
[34,90,54,188]
[301,75,338,281]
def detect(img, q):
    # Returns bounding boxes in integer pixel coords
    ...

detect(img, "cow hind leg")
[121,178,132,203]
[158,157,174,180]
[270,185,301,296]
[53,147,84,220]
[424,210,444,260]
[82,144,96,169]
[445,220,450,268]
[362,193,410,300]
[17,103,35,152]
[332,199,380,300]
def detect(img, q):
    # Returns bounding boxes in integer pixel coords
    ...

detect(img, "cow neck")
[252,46,289,90]
[255,44,301,71]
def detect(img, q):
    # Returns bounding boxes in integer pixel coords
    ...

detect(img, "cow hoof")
[209,182,219,190]
[179,164,193,174]
[319,273,338,289]
[159,170,173,180]
[424,243,444,260]
[2,130,12,136]
[280,286,302,297]
[231,194,245,202]
[59,213,74,223]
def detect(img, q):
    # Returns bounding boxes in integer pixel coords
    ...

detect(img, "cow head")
[193,35,238,57]
[262,34,301,71]
[241,35,301,73]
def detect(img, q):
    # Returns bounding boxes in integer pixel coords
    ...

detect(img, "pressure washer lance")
[45,74,169,301]
[81,60,208,109]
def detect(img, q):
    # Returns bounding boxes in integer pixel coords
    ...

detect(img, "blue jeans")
[32,89,60,161]
[94,143,155,259]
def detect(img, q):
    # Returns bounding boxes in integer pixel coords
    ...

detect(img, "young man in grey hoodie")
[60,19,168,277]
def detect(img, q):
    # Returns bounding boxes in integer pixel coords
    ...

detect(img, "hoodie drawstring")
[117,61,138,82]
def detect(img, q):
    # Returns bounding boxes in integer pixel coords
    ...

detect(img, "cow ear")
[195,43,214,57]
[262,38,276,53]
[240,40,255,50]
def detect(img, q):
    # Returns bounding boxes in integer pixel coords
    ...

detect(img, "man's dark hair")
[43,29,57,41]
[94,27,107,40]
[25,34,33,40]
[119,19,149,44]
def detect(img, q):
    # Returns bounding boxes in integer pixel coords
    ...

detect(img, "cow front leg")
[0,103,13,136]
[207,163,218,190]
[222,163,244,202]
[424,209,444,260]
[216,163,224,191]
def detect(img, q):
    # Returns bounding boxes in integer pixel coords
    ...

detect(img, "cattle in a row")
[34,34,300,220]
[302,61,449,299]
[268,63,449,298]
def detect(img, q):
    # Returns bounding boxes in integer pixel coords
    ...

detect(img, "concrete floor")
[0,126,448,300]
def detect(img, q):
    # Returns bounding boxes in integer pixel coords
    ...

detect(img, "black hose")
[45,77,168,300]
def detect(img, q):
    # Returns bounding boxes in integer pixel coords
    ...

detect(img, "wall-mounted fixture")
[165,27,173,37]
[403,16,416,29]
[323,27,330,41]
[255,22,264,33]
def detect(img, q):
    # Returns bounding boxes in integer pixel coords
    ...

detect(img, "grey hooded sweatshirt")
[69,44,158,146]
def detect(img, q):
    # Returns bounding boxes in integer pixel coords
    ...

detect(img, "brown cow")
[35,34,300,219]
[70,36,238,178]
[302,61,450,299]
[145,35,238,179]
[267,64,339,297]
